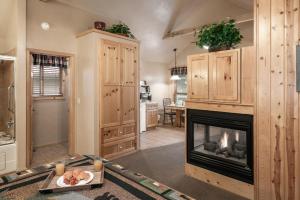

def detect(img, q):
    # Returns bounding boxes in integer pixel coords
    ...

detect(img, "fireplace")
[186,109,253,184]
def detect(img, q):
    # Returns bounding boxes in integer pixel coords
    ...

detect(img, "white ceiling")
[21,0,252,64]
[59,0,253,63]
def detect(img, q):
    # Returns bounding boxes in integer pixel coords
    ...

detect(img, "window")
[32,64,63,97]
[31,54,68,98]
[175,75,187,105]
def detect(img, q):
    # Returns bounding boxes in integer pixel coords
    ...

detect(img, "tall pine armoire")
[76,29,139,159]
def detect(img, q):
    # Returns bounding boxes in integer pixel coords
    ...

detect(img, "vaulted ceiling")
[7,0,250,64]
[60,0,253,63]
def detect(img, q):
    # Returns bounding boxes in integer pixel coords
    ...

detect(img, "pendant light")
[170,48,181,80]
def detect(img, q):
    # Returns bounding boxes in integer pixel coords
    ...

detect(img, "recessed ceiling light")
[41,22,50,31]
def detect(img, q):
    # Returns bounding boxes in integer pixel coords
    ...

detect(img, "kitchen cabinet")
[187,48,242,104]
[210,49,240,102]
[188,54,209,99]
[146,102,158,129]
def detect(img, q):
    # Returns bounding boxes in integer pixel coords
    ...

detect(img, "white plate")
[56,171,94,187]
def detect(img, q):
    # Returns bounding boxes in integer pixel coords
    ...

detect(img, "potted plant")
[196,19,243,52]
[105,22,135,39]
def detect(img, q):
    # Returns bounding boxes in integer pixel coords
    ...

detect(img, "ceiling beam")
[163,13,253,40]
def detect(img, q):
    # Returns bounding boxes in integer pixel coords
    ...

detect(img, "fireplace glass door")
[194,125,247,166]
[187,109,253,184]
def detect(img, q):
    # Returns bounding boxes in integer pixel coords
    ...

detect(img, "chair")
[180,112,185,127]
[163,98,176,126]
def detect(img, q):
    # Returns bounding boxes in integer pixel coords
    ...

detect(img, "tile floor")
[140,125,185,150]
[31,142,69,167]
[30,125,184,167]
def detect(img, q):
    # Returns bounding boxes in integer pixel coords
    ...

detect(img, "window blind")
[43,65,62,96]
[32,65,41,96]
[32,65,63,97]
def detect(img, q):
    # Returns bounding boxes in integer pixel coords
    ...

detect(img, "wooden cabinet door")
[146,109,158,128]
[121,44,137,86]
[121,86,136,124]
[187,54,209,99]
[151,110,158,126]
[102,40,120,85]
[101,86,121,127]
[210,49,240,102]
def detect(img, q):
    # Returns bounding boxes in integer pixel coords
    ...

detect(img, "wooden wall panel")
[270,0,286,199]
[256,0,272,199]
[241,46,256,105]
[285,0,299,199]
[256,0,299,199]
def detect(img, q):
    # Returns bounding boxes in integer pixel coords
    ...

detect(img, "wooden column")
[255,0,300,199]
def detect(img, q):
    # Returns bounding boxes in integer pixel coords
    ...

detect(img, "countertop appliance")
[140,80,151,101]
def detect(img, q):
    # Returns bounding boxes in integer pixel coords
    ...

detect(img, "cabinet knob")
[194,75,198,78]
[117,108,120,111]
[192,92,194,95]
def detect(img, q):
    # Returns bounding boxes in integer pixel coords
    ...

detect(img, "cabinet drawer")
[121,124,136,136]
[103,126,119,142]
[102,124,136,144]
[103,137,136,158]
[103,144,119,156]
[118,139,136,152]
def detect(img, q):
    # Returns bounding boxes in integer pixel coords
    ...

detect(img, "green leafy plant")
[106,22,135,38]
[196,19,243,52]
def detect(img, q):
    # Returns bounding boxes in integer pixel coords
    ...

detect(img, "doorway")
[26,49,75,167]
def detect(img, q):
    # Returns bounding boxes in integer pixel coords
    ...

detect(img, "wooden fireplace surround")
[185,0,300,199]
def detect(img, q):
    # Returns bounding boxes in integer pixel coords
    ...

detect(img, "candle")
[55,162,65,176]
[94,159,103,171]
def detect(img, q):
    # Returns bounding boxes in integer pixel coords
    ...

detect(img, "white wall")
[32,100,68,147]
[140,61,171,108]
[27,0,115,53]
[26,0,115,152]
[0,0,17,53]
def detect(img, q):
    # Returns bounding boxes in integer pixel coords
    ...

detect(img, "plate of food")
[57,168,94,187]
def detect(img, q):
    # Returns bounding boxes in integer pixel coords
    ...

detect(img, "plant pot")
[94,21,106,31]
[208,46,231,52]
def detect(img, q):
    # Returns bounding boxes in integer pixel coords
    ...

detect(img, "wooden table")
[166,105,186,127]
